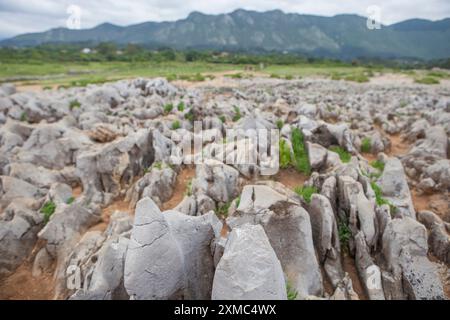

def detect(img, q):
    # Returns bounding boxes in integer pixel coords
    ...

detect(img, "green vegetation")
[329,146,351,163]
[276,119,284,130]
[415,77,440,85]
[361,137,372,153]
[164,103,174,114]
[20,112,27,122]
[171,120,181,130]
[216,202,231,218]
[184,110,194,122]
[286,282,298,300]
[232,106,242,122]
[152,161,163,170]
[338,219,351,251]
[66,197,75,205]
[371,160,385,172]
[41,201,56,224]
[370,182,397,215]
[235,196,241,208]
[291,128,311,175]
[218,115,226,123]
[177,101,185,112]
[294,186,318,204]
[69,99,81,110]
[279,139,292,169]
[185,179,193,196]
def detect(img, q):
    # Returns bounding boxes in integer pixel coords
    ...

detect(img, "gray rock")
[192,159,240,203]
[212,224,287,300]
[309,194,344,287]
[0,202,43,278]
[377,158,416,219]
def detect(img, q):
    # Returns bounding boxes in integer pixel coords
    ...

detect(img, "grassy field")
[0,60,448,87]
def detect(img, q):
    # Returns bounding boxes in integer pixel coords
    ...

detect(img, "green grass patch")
[279,139,292,169]
[291,127,311,175]
[276,119,284,130]
[177,101,185,112]
[41,201,56,224]
[329,146,351,163]
[171,120,181,130]
[66,197,75,205]
[286,282,298,300]
[69,99,81,110]
[415,77,440,85]
[219,115,226,123]
[232,105,242,122]
[294,186,318,204]
[370,160,385,172]
[216,202,231,218]
[361,137,372,153]
[164,103,174,114]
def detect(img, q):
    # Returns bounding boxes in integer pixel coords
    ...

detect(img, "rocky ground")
[0,76,449,300]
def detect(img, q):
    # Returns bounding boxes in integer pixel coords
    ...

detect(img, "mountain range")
[2,9,450,60]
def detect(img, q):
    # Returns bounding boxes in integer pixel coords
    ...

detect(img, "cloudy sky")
[0,0,449,39]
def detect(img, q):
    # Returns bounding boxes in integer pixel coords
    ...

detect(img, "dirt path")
[273,168,308,190]
[342,253,368,300]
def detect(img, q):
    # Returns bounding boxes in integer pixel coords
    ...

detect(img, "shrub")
[361,137,372,153]
[41,201,56,224]
[285,74,294,80]
[69,99,81,110]
[171,120,181,130]
[216,202,231,218]
[279,139,292,169]
[66,197,75,205]
[185,179,193,196]
[291,128,311,175]
[177,101,185,112]
[232,106,242,122]
[370,160,385,172]
[184,110,194,122]
[276,119,284,130]
[329,146,351,163]
[164,103,173,114]
[219,115,226,123]
[338,219,351,251]
[294,186,318,204]
[192,73,205,82]
[371,182,398,215]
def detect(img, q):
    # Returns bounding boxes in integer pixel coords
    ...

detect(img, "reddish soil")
[162,166,196,211]
[0,241,56,300]
[387,134,411,157]
[342,253,368,300]
[273,168,308,190]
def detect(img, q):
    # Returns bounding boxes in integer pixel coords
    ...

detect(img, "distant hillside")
[2,9,450,60]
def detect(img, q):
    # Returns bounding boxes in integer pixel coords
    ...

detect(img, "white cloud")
[0,0,449,38]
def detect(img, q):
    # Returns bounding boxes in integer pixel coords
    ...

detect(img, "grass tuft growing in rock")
[232,105,242,122]
[291,127,311,175]
[294,186,318,204]
[216,202,231,218]
[276,119,284,130]
[361,137,372,153]
[177,101,185,112]
[171,120,181,130]
[66,197,75,205]
[370,160,385,172]
[41,201,56,224]
[164,103,173,114]
[279,139,292,169]
[329,146,351,163]
[286,282,298,300]
[69,99,81,110]
[338,219,351,252]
